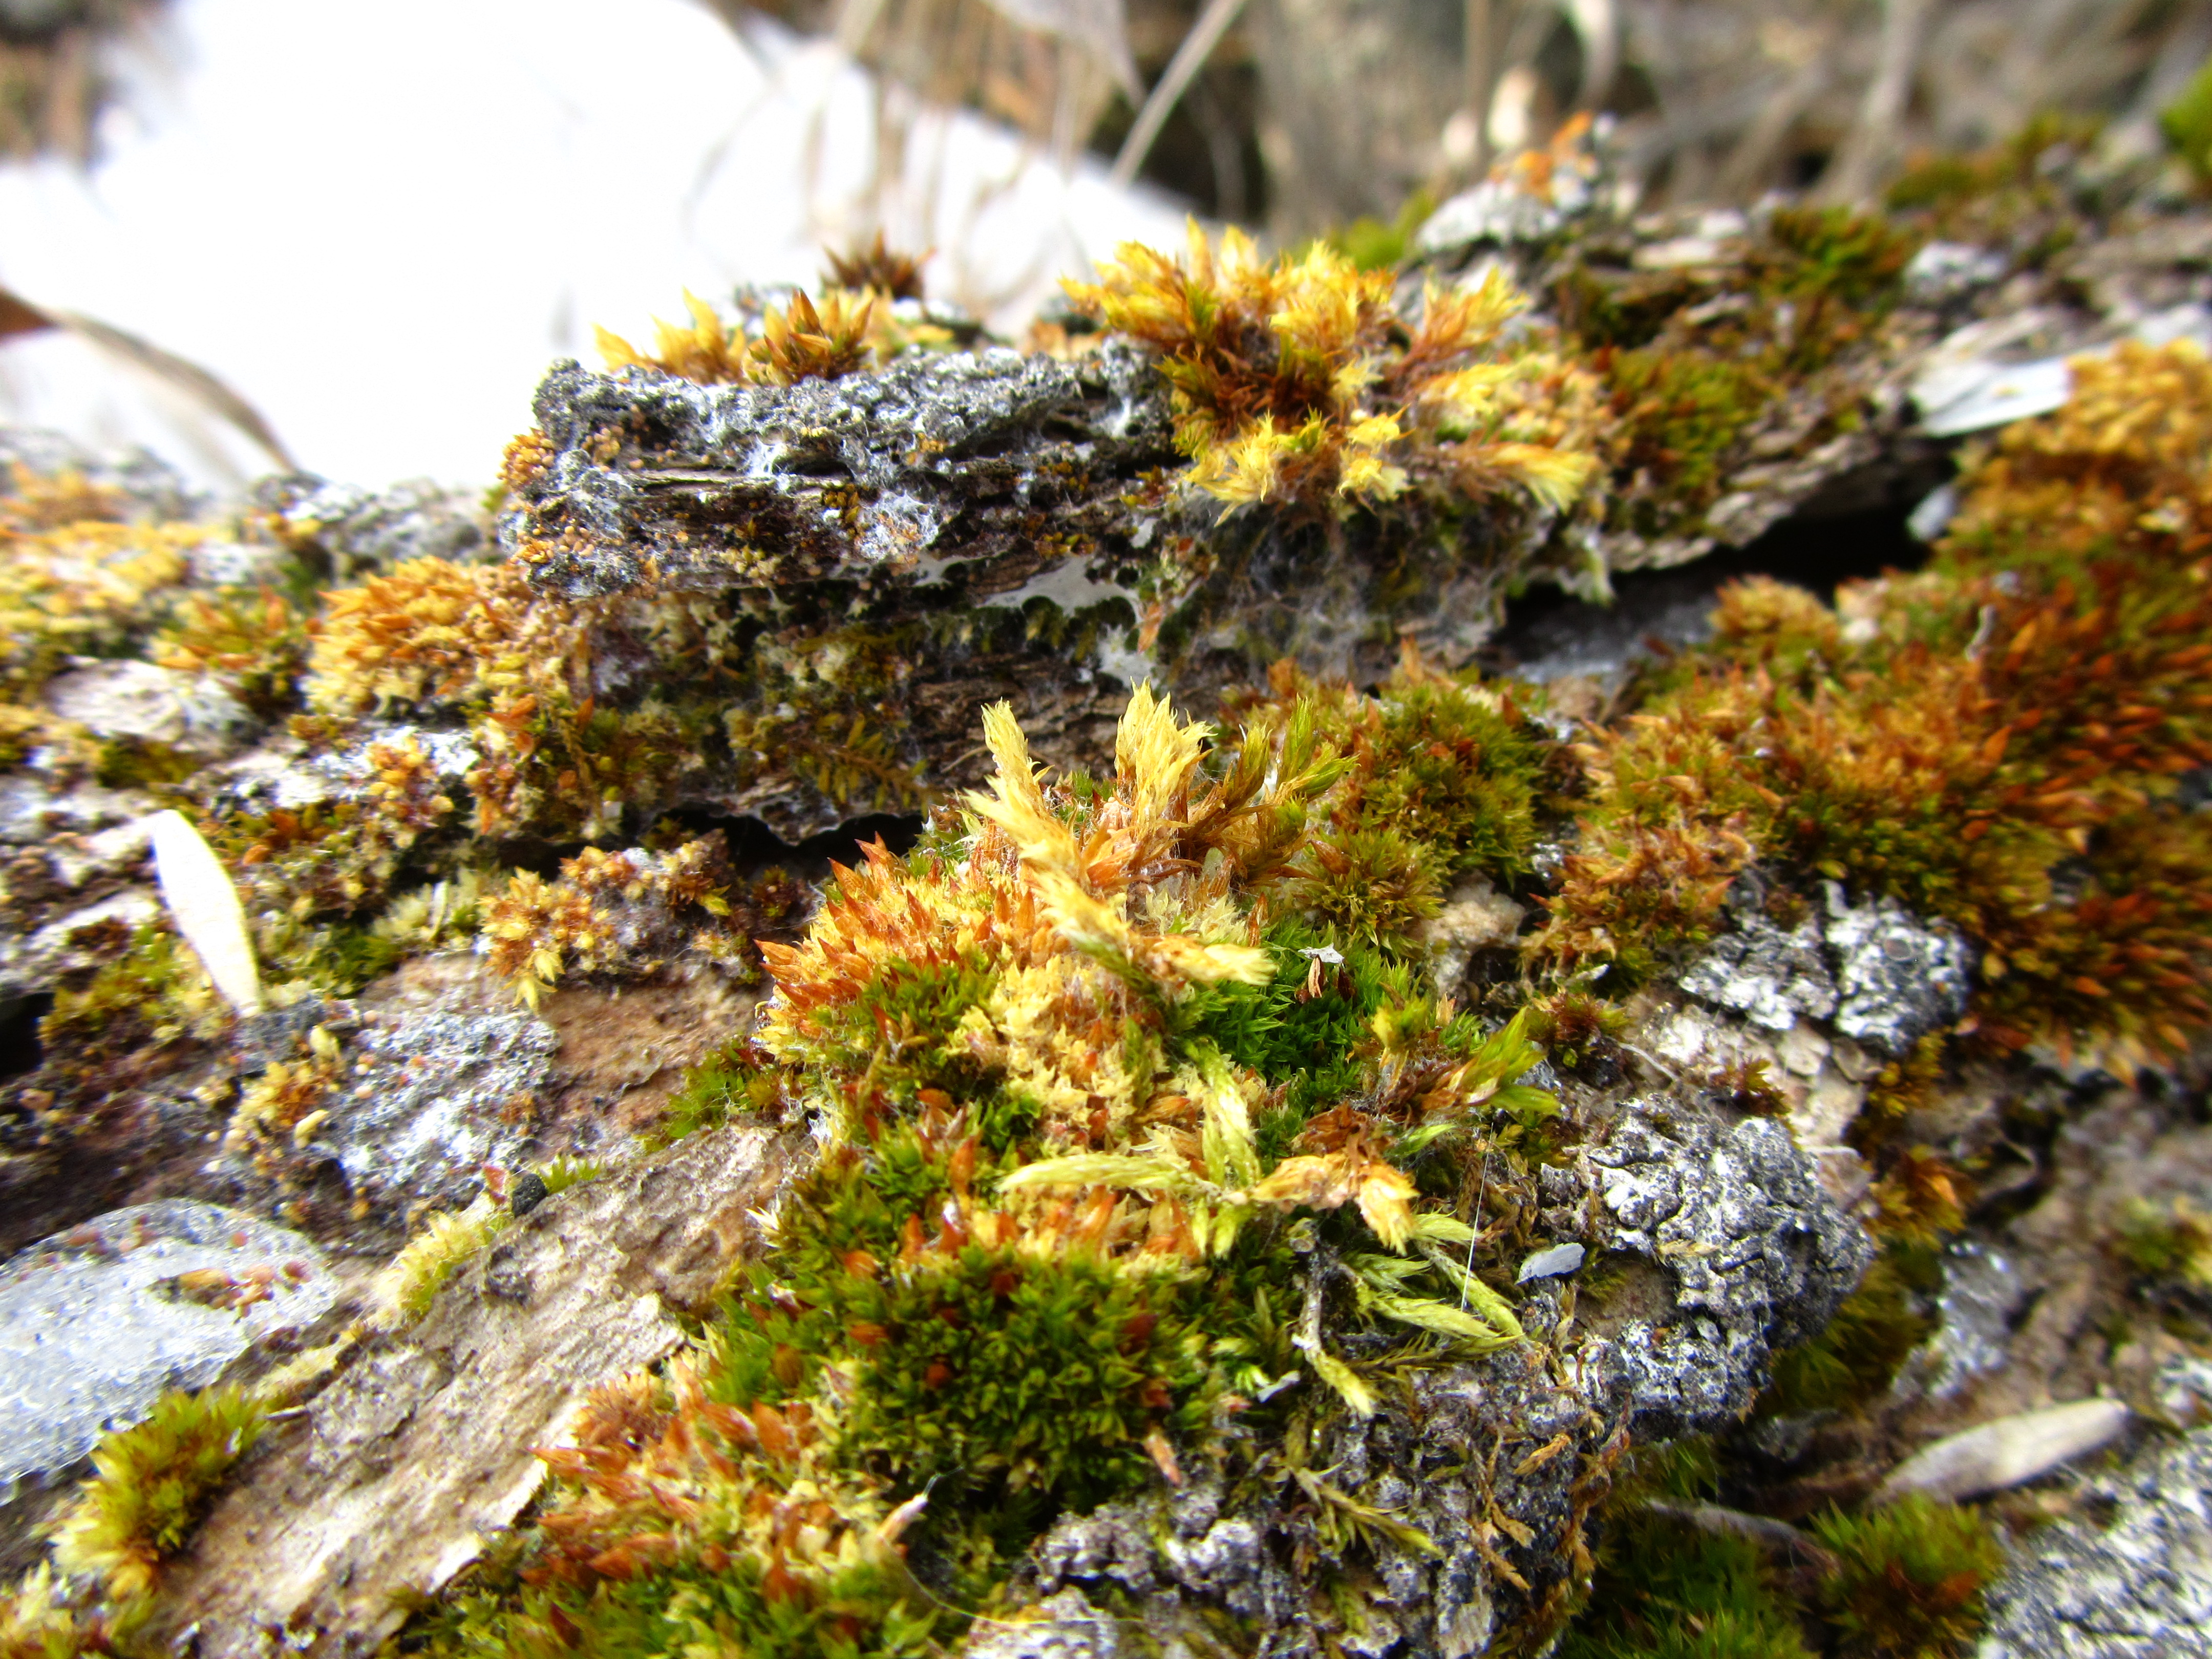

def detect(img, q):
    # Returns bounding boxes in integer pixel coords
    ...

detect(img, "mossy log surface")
[144,1123,799,1657]
[6,124,2212,1659]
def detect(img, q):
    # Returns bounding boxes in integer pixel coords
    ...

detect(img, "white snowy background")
[0,0,1187,494]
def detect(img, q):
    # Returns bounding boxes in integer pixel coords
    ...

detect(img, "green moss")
[2164,58,2212,187]
[1228,663,1554,954]
[1559,1503,1812,1659]
[51,1384,266,1612]
[1600,347,1773,530]
[1759,204,1920,312]
[650,1035,785,1146]
[90,737,204,791]
[41,924,224,1061]
[721,1141,1211,1507]
[2117,1194,2212,1289]
[1563,1443,1996,1659]
[1810,1495,2001,1658]
[1758,1252,1932,1417]
[1314,189,1436,272]
[374,1158,606,1330]
[430,1554,943,1659]
[1183,920,1394,1145]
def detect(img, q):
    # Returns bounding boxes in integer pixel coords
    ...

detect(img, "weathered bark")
[146,1124,803,1658]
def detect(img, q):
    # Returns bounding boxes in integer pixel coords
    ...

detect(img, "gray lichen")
[1977,1421,2212,1657]
[1822,882,1974,1058]
[983,1099,1869,1656]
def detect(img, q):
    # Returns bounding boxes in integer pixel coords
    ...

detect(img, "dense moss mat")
[1539,339,2212,1069]
[16,118,2212,1651]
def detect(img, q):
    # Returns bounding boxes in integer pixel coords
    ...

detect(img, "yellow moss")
[51,1384,266,1611]
[1067,222,1595,516]
[480,840,737,1007]
[595,285,924,391]
[0,1563,95,1655]
[0,462,126,531]
[229,1023,346,1149]
[0,515,201,700]
[750,288,877,385]
[304,557,581,715]
[597,289,751,384]
[1944,338,2212,563]
[370,1193,511,1329]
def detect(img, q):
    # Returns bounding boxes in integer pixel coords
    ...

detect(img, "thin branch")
[1110,0,1247,189]
[1821,0,1932,203]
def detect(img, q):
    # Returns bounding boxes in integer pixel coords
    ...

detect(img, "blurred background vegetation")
[9,0,2210,232]
[2,0,2208,492]
[720,0,2204,234]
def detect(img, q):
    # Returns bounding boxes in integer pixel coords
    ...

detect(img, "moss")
[2164,58,2212,189]
[230,1023,346,1151]
[1810,1495,2002,1658]
[596,289,753,384]
[649,1034,786,1146]
[1561,1440,1808,1659]
[373,1157,605,1330]
[479,838,747,1008]
[1559,1508,1812,1659]
[51,1384,266,1612]
[597,283,942,390]
[1224,655,1555,955]
[305,557,577,717]
[1889,112,2101,252]
[412,684,1559,1653]
[824,231,929,301]
[1522,988,1626,1073]
[1314,188,1435,272]
[1561,1477,1997,1659]
[1069,222,1594,515]
[1597,347,1773,533]
[1758,1252,1932,1417]
[749,288,879,385]
[1697,1056,1790,1119]
[40,925,226,1062]
[1867,1145,1970,1246]
[0,513,201,703]
[0,1564,101,1658]
[153,586,310,718]
[2116,1194,2212,1289]
[1538,344,2212,1064]
[1546,204,1918,543]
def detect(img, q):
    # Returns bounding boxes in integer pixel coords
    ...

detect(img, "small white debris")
[1907,482,1958,544]
[1874,1397,2131,1505]
[1517,1243,1585,1284]
[148,808,264,1015]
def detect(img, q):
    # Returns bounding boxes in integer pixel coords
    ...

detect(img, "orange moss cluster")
[305,557,580,716]
[1542,339,2212,1066]
[482,838,742,1008]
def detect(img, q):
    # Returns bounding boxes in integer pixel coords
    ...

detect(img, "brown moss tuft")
[823,230,930,301]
